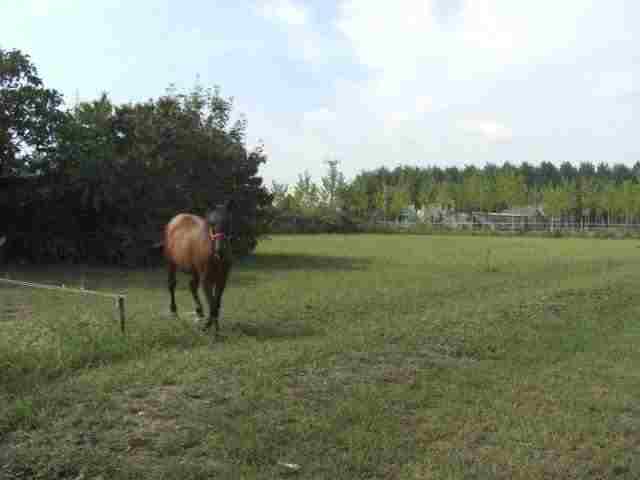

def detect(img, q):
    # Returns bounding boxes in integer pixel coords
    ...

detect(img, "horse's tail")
[146,240,166,267]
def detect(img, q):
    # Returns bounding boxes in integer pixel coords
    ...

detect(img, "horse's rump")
[164,214,212,271]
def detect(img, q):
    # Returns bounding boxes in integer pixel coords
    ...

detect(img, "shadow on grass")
[0,253,371,293]
[0,317,210,399]
[231,321,319,341]
[0,265,259,292]
[0,264,159,292]
[239,253,372,273]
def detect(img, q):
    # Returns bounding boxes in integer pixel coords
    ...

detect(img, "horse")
[163,200,234,333]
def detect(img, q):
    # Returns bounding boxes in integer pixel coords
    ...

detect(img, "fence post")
[118,296,126,334]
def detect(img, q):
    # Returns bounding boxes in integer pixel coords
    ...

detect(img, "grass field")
[2,234,640,479]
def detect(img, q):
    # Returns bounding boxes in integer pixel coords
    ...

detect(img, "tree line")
[1,48,272,265]
[274,160,640,226]
[4,46,638,263]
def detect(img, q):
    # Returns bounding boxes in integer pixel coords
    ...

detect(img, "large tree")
[495,171,527,210]
[0,48,65,176]
[293,170,319,213]
[320,158,347,209]
[2,49,271,263]
[270,181,289,209]
[542,184,570,231]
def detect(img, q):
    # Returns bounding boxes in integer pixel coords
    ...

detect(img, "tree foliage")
[0,48,65,176]
[1,49,271,264]
[293,170,320,213]
[320,158,346,208]
[269,160,640,228]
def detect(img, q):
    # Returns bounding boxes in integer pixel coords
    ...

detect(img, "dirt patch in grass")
[504,286,633,324]
[415,425,597,479]
[381,366,418,386]
[413,377,640,480]
[612,403,640,456]
[121,385,183,457]
[282,340,478,408]
[1,303,33,322]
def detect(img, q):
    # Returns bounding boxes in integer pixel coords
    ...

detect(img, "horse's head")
[206,199,235,257]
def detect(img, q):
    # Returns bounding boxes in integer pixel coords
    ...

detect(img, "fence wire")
[0,276,126,332]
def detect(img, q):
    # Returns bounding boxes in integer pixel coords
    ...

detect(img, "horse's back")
[164,214,211,271]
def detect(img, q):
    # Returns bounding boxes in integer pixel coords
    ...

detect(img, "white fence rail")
[0,277,127,333]
[376,220,640,233]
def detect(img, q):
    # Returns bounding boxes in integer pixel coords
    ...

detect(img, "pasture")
[2,234,640,479]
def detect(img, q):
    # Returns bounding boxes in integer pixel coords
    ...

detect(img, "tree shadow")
[230,321,319,341]
[0,253,371,290]
[236,253,372,273]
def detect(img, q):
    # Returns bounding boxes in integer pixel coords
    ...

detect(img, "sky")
[1,0,638,187]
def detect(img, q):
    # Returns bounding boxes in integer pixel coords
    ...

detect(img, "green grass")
[2,234,640,479]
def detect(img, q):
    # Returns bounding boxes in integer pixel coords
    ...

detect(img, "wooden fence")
[376,220,640,234]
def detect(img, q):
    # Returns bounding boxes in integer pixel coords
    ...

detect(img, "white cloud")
[384,111,411,132]
[415,95,433,114]
[336,0,436,70]
[255,0,333,65]
[258,0,637,183]
[299,35,323,63]
[257,0,308,26]
[303,107,337,125]
[459,119,513,143]
[336,0,518,74]
[298,108,341,165]
[325,0,601,156]
[4,0,79,18]
[593,71,636,99]
[27,0,53,16]
[332,1,527,150]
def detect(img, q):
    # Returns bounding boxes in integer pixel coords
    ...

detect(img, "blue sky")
[1,0,638,187]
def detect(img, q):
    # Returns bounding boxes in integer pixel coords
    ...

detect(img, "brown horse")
[163,200,234,333]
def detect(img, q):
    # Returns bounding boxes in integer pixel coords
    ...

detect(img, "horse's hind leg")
[168,264,178,314]
[190,272,204,318]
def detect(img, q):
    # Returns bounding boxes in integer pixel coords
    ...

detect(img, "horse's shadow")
[168,313,319,342]
[229,321,319,341]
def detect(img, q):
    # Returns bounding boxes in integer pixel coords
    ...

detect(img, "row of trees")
[1,48,272,265]
[274,161,640,226]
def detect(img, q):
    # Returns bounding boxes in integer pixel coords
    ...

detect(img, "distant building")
[472,206,547,230]
[418,203,452,223]
[398,205,419,224]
